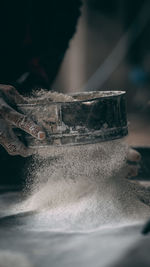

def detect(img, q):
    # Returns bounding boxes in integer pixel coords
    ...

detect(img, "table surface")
[0,187,150,267]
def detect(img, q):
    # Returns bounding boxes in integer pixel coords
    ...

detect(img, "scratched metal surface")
[17,91,128,147]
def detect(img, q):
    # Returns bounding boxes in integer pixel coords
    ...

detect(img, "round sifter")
[17,91,128,147]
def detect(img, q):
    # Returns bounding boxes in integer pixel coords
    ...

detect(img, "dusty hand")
[0,84,45,157]
[127,148,141,178]
[126,148,150,235]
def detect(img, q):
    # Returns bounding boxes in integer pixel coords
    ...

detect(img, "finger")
[0,84,27,104]
[127,165,139,178]
[0,99,45,140]
[3,141,33,157]
[127,148,141,163]
[0,119,33,157]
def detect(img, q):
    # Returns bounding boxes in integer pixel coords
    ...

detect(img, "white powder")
[17,139,150,232]
[27,89,76,104]
[0,251,33,267]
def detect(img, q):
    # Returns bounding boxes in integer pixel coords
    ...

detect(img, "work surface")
[0,187,150,267]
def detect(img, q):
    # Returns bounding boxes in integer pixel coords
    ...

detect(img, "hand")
[0,84,45,157]
[127,148,150,235]
[127,148,141,178]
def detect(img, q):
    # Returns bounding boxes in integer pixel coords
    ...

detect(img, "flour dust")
[0,251,32,267]
[16,139,150,232]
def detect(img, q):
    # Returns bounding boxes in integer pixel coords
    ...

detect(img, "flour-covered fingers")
[127,148,141,163]
[0,99,45,140]
[127,165,139,178]
[10,114,45,140]
[0,84,44,157]
[0,119,33,157]
[126,148,141,178]
[0,84,26,104]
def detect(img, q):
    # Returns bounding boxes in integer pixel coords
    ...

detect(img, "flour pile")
[17,139,150,232]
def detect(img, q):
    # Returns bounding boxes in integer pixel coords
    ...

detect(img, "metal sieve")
[17,91,128,147]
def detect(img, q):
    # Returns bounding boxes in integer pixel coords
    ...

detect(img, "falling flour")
[0,251,33,267]
[16,139,150,232]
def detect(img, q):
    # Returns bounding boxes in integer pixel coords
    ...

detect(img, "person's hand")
[0,84,45,157]
[127,148,141,178]
[126,148,150,235]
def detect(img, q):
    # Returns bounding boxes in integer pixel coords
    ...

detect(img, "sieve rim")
[17,90,126,107]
